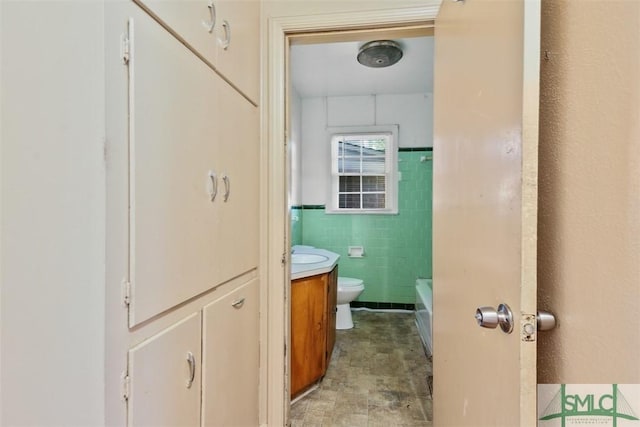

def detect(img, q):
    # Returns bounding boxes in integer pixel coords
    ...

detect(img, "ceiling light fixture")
[357,40,403,68]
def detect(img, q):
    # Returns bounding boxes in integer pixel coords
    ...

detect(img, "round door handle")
[475,303,514,334]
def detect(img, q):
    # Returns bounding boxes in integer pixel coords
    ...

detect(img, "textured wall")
[537,0,640,383]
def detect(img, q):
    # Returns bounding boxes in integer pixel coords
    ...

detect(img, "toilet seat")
[338,277,363,288]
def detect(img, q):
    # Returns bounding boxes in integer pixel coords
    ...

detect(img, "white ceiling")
[290,36,434,98]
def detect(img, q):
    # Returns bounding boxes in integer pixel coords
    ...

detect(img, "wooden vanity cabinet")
[290,266,338,398]
[326,266,338,362]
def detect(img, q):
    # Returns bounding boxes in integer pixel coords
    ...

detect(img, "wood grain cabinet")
[290,266,338,398]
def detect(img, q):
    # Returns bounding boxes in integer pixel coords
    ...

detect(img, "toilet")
[336,277,365,330]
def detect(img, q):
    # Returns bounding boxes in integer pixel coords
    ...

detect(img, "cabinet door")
[135,0,259,102]
[212,76,259,285]
[134,0,217,67]
[128,11,220,326]
[128,312,202,427]
[212,0,260,102]
[128,11,258,326]
[326,266,337,363]
[290,275,327,397]
[202,279,259,426]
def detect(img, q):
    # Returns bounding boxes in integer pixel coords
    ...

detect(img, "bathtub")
[415,278,433,357]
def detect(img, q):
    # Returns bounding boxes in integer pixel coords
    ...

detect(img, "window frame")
[326,125,399,214]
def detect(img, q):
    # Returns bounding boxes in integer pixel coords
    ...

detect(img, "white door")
[432,0,540,425]
[128,312,202,426]
[202,279,259,426]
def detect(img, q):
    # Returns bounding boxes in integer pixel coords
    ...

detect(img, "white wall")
[0,2,105,425]
[300,93,432,205]
[300,97,329,205]
[289,88,303,206]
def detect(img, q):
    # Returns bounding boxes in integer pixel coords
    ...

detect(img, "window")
[328,127,398,214]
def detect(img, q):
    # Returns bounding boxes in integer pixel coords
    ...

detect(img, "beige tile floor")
[291,310,433,427]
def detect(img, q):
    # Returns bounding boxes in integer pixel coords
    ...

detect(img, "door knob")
[475,303,514,334]
[476,305,557,336]
[537,310,556,331]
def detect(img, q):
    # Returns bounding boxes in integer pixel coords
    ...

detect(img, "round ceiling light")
[357,40,404,68]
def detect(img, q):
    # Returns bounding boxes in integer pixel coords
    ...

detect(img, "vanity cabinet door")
[128,312,202,427]
[291,274,328,397]
[202,279,259,426]
[326,266,338,364]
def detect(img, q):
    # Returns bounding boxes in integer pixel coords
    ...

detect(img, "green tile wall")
[299,151,432,304]
[291,206,303,246]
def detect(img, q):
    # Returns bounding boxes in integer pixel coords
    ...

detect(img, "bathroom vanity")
[290,247,339,398]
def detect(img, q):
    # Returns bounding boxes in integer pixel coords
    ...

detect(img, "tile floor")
[290,310,433,427]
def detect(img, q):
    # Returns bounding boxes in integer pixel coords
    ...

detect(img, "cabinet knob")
[208,170,218,202]
[219,20,231,50]
[186,352,196,389]
[202,0,216,33]
[222,174,230,202]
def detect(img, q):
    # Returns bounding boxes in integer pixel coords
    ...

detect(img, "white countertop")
[290,246,340,280]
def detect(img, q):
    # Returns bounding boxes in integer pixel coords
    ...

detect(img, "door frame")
[260,4,442,426]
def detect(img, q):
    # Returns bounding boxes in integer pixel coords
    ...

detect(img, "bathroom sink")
[291,253,329,264]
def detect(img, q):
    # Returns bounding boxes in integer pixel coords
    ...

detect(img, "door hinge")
[121,19,132,65]
[521,313,536,342]
[122,372,131,401]
[281,252,287,266]
[121,33,130,64]
[122,279,131,307]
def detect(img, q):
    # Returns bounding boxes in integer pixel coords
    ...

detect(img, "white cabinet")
[210,0,260,102]
[109,2,260,425]
[202,279,259,426]
[135,0,259,102]
[127,6,258,326]
[127,279,259,427]
[128,313,202,426]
